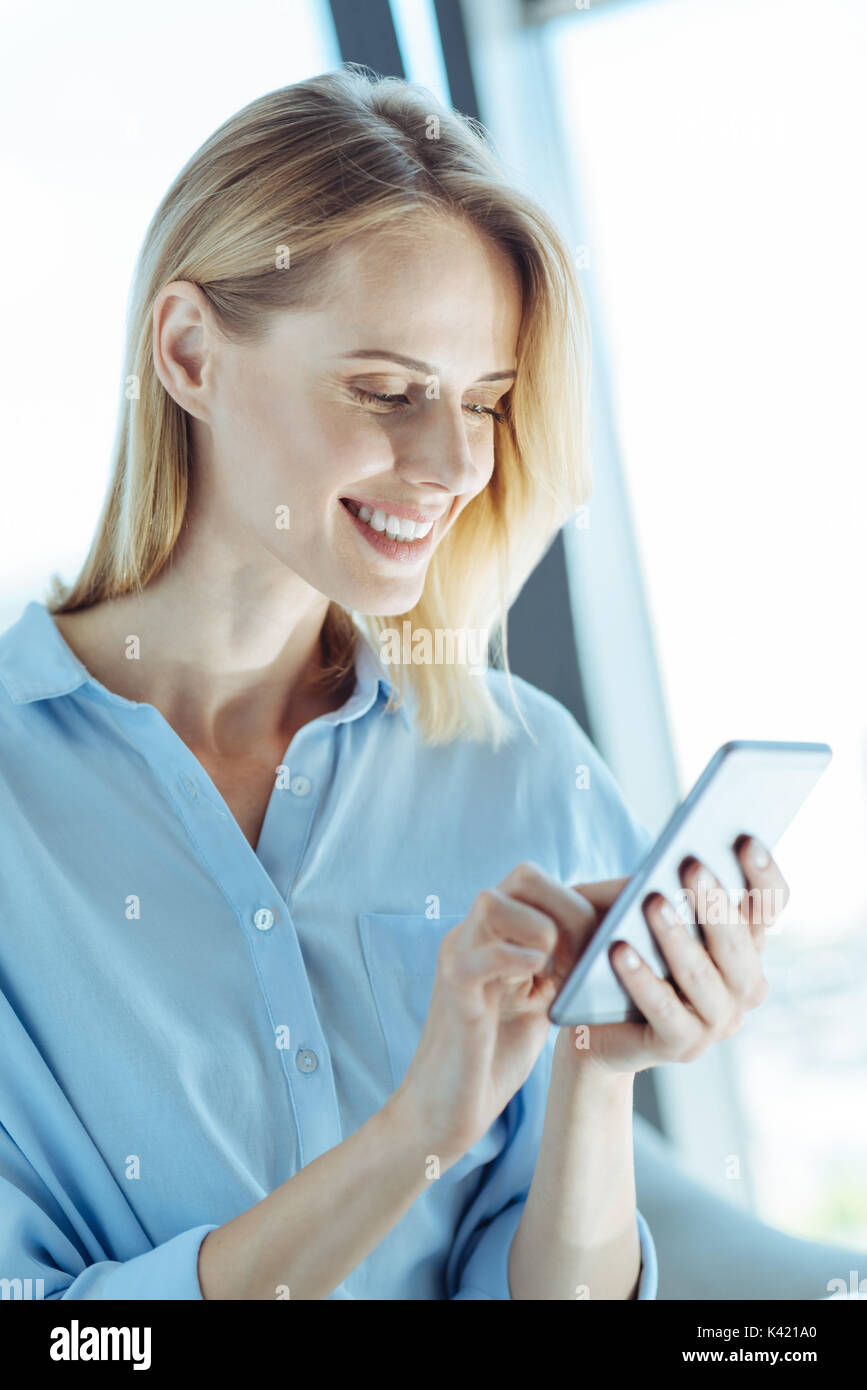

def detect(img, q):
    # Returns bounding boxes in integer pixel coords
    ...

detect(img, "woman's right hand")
[393,862,601,1168]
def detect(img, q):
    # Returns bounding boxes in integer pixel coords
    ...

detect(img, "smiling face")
[190,216,523,617]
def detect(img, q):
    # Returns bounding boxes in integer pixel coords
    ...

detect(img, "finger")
[571,876,630,914]
[463,887,559,958]
[446,939,549,989]
[679,859,768,1010]
[609,941,705,1057]
[734,835,790,944]
[497,861,598,964]
[643,892,736,1030]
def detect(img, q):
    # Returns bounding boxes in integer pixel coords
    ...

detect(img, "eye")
[351,387,506,423]
[351,388,411,409]
[464,402,507,423]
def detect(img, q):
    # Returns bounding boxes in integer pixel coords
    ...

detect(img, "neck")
[52,547,345,758]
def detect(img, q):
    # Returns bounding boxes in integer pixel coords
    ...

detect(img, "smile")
[339,498,439,562]
[341,498,434,541]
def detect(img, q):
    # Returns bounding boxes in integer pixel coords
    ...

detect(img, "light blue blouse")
[0,599,657,1300]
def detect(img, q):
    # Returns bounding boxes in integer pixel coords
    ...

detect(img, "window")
[541,0,867,1245]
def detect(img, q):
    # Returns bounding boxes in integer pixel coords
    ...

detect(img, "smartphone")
[548,740,833,1027]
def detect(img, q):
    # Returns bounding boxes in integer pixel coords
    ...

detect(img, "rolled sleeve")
[47,1224,220,1300]
[634,1206,658,1299]
[451,1201,658,1300]
[0,1115,219,1300]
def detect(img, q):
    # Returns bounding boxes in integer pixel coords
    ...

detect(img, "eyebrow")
[336,349,516,383]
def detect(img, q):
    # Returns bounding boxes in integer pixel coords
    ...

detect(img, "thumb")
[571,876,630,916]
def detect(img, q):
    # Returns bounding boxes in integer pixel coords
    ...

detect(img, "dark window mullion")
[328,0,405,78]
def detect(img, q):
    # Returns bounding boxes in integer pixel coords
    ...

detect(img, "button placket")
[257,720,334,905]
[136,713,343,1167]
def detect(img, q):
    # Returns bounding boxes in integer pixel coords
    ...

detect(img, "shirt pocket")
[358,911,509,1182]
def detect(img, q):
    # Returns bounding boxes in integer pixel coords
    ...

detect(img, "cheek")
[215,369,294,476]
[309,402,397,485]
[479,436,497,477]
[468,434,497,490]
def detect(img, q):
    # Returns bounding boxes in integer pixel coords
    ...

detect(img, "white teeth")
[349,502,436,543]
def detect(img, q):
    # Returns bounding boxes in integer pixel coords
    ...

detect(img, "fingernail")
[675,899,694,925]
[621,947,641,970]
[659,902,678,929]
[749,839,770,869]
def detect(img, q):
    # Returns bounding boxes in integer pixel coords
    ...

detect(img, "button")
[296,1048,318,1074]
[181,774,198,799]
[289,774,311,797]
[253,907,275,932]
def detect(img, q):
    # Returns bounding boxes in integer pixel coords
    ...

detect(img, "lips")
[340,497,439,561]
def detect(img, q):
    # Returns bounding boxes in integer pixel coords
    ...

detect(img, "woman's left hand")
[561,835,789,1076]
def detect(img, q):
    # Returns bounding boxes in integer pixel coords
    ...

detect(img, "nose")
[394,394,490,500]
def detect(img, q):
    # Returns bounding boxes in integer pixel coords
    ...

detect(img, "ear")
[152,280,215,422]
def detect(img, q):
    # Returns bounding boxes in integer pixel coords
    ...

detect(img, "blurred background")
[1,0,865,1271]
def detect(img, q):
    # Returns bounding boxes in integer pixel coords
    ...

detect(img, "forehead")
[310,216,523,372]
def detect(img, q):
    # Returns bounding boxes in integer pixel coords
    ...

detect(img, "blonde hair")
[47,65,591,746]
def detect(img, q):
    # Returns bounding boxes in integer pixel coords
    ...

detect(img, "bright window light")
[546,0,867,1245]
[0,0,339,631]
[389,0,452,106]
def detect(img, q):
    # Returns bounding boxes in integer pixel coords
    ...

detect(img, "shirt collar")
[0,600,411,729]
[0,601,92,704]
[326,627,412,729]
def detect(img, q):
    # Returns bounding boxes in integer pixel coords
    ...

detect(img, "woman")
[0,67,786,1300]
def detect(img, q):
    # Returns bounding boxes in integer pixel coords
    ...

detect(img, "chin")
[338,574,426,619]
[351,592,424,621]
